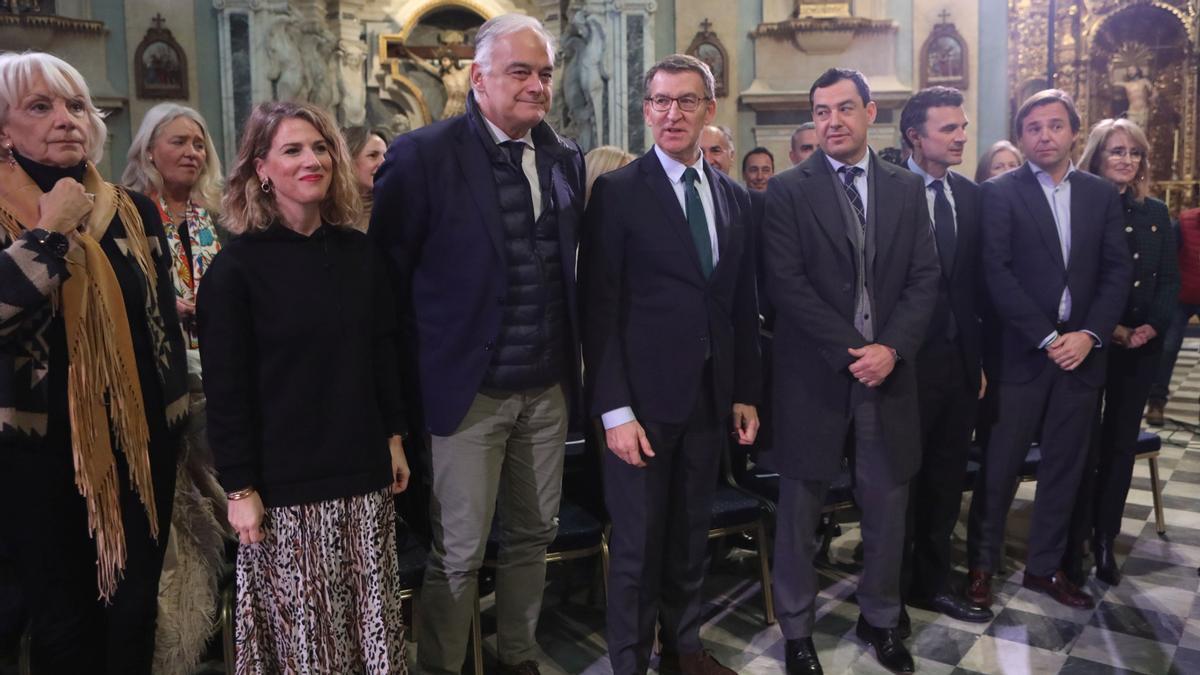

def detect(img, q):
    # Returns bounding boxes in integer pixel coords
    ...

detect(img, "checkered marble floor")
[500,339,1200,675]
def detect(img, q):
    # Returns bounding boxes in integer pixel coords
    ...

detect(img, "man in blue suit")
[369,14,585,675]
[581,54,761,675]
[965,89,1132,611]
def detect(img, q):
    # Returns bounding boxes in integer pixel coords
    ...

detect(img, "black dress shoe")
[784,638,824,674]
[912,592,994,623]
[1094,538,1122,586]
[855,615,914,673]
[897,606,911,639]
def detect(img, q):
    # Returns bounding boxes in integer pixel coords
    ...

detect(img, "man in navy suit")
[965,89,1132,610]
[895,86,993,627]
[580,54,761,675]
[369,14,585,675]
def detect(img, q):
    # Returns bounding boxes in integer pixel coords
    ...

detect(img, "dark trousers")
[1065,343,1161,571]
[902,340,978,601]
[774,399,910,638]
[967,365,1098,577]
[604,374,723,675]
[0,435,176,675]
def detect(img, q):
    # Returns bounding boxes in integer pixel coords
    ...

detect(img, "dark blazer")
[369,95,587,436]
[920,170,984,393]
[762,149,940,482]
[580,149,761,426]
[980,163,1132,388]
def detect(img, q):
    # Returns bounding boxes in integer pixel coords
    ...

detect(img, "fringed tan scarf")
[0,162,159,602]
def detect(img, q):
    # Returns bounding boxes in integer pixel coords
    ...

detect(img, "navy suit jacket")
[369,97,586,436]
[580,149,761,426]
[980,163,1132,387]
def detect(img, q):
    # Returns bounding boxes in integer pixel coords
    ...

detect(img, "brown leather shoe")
[497,661,541,675]
[1022,570,1095,609]
[966,569,993,608]
[1146,399,1166,426]
[677,650,736,675]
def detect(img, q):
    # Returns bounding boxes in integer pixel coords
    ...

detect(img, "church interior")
[3,1,1200,674]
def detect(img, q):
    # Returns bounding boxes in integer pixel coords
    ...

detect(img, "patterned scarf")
[153,195,219,349]
[0,161,159,602]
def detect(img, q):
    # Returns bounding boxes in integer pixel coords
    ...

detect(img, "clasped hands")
[1046,331,1095,371]
[848,343,895,388]
[606,403,759,468]
[1111,324,1157,350]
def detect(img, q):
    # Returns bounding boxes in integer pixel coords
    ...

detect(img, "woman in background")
[584,145,635,204]
[199,101,410,673]
[123,102,229,675]
[342,125,390,232]
[1065,118,1178,587]
[974,139,1023,183]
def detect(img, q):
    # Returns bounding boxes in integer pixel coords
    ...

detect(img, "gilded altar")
[1008,0,1199,211]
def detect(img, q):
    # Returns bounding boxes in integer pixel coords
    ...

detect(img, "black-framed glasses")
[644,94,709,112]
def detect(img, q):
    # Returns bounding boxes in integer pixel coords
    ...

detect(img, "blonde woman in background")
[342,125,390,232]
[123,102,229,675]
[974,139,1023,183]
[584,144,635,203]
[124,103,223,349]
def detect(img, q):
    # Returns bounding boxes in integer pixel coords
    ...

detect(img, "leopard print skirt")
[235,488,409,674]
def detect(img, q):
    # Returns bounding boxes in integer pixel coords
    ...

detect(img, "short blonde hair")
[1079,118,1152,202]
[221,101,360,235]
[0,51,107,164]
[123,103,223,212]
[584,145,635,203]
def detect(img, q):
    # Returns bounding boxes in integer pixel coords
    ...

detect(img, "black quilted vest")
[476,120,567,391]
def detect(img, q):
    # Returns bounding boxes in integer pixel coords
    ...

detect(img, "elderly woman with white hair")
[0,51,188,673]
[123,103,223,349]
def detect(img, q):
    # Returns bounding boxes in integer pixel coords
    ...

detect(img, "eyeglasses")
[1106,147,1145,161]
[644,95,709,112]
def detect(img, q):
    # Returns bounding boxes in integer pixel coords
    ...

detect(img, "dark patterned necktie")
[930,179,956,276]
[682,167,714,277]
[839,165,866,229]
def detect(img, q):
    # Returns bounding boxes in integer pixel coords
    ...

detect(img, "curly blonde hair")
[123,103,223,212]
[221,101,360,234]
[0,51,108,165]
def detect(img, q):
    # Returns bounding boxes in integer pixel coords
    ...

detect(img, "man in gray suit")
[763,68,940,674]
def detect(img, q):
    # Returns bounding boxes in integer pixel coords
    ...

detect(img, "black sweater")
[197,223,406,508]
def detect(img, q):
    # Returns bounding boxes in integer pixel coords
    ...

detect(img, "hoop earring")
[260,179,272,193]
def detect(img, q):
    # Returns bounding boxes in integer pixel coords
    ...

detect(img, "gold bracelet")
[226,487,256,501]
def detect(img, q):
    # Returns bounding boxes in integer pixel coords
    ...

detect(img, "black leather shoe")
[855,615,914,673]
[1094,537,1122,586]
[784,638,824,674]
[912,591,994,623]
[897,606,911,639]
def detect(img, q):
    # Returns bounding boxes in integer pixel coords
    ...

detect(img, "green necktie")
[682,167,713,277]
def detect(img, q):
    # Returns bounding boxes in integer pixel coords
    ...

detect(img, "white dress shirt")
[906,157,958,234]
[1030,162,1090,348]
[600,146,720,431]
[480,114,542,220]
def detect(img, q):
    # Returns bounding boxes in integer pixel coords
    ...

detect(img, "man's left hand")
[1047,331,1094,371]
[732,404,759,445]
[848,344,896,387]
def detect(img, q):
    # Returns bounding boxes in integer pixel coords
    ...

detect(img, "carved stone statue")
[573,10,608,149]
[264,16,338,111]
[1115,65,1155,129]
[336,40,368,125]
